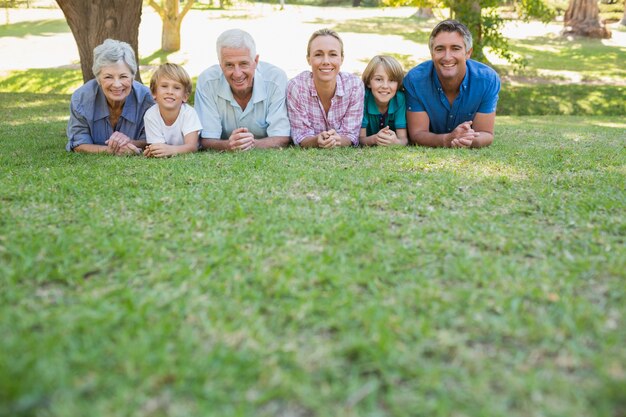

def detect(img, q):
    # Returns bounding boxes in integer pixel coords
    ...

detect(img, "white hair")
[92,39,137,79]
[216,29,257,62]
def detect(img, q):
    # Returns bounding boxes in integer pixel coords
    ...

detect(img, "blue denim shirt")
[66,79,154,151]
[404,60,500,134]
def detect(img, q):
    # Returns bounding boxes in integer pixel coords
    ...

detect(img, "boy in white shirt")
[144,63,202,157]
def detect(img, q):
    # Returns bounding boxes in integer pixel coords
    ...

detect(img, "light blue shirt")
[66,79,154,151]
[404,60,500,134]
[194,61,291,140]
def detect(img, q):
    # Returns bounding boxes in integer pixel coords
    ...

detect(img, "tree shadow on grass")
[506,35,626,79]
[356,53,421,73]
[499,85,626,116]
[0,19,69,39]
[140,49,174,67]
[0,91,68,134]
[324,16,433,45]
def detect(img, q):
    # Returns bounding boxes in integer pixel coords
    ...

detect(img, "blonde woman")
[287,29,364,148]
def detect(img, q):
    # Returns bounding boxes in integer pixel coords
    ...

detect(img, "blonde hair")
[361,55,405,90]
[149,63,193,96]
[307,28,344,58]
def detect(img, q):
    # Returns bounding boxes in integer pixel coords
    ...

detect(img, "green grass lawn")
[1,85,625,417]
[1,8,626,415]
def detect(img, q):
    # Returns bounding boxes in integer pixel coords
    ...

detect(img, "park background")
[1,0,625,416]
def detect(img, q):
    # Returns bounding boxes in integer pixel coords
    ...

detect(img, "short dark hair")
[429,20,473,52]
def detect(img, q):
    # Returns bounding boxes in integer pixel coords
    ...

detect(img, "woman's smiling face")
[97,61,133,105]
[307,35,343,84]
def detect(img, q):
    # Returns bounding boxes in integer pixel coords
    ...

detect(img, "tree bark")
[55,0,143,83]
[451,0,486,62]
[563,0,611,38]
[412,7,435,18]
[148,0,195,53]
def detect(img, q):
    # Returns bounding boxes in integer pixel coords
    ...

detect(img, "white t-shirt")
[144,103,202,146]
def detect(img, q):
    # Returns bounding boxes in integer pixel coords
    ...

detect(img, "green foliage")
[1,89,626,416]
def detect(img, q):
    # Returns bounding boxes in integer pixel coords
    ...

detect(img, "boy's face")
[367,64,399,108]
[152,76,189,111]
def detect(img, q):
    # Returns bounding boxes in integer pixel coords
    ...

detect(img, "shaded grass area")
[330,15,433,46]
[1,92,626,417]
[506,34,626,80]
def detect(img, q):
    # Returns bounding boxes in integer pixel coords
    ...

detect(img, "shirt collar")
[93,82,138,123]
[308,71,345,98]
[365,89,398,115]
[432,62,470,94]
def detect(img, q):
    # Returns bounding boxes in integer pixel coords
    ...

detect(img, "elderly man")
[404,20,500,148]
[194,29,291,151]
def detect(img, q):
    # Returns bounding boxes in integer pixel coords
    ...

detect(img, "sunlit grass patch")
[0,68,81,94]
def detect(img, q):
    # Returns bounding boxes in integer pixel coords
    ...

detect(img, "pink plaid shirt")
[287,71,364,146]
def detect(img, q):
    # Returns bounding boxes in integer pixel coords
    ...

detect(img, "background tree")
[382,0,555,66]
[55,0,143,83]
[619,0,625,25]
[563,0,611,37]
[147,0,196,52]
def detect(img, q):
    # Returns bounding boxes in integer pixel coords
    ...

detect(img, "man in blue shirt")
[404,20,500,148]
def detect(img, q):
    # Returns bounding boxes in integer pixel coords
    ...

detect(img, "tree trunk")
[352,0,361,6]
[620,0,626,26]
[563,0,611,38]
[162,0,181,52]
[148,0,195,52]
[451,0,486,62]
[162,16,182,52]
[412,7,434,18]
[55,0,144,83]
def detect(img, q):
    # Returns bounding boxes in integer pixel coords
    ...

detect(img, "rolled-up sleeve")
[286,78,314,145]
[66,100,94,152]
[478,75,501,114]
[337,79,364,146]
[194,73,223,139]
[265,80,291,138]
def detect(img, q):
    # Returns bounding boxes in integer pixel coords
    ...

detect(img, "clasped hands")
[227,127,256,151]
[105,132,140,155]
[446,121,479,148]
[374,126,401,146]
[316,129,342,148]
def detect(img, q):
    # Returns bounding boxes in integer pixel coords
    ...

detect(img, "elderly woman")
[287,29,364,148]
[66,39,154,154]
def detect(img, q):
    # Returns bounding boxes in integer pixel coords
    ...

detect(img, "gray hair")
[92,39,138,79]
[216,29,257,62]
[429,20,473,52]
